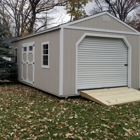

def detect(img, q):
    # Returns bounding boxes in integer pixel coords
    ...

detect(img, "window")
[24,47,27,51]
[29,46,33,51]
[15,48,17,63]
[42,42,49,68]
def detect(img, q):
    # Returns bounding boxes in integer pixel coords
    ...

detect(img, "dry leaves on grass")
[0,84,140,139]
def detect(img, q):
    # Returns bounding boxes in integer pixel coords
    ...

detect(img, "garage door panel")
[78,81,127,89]
[79,44,126,48]
[78,37,128,89]
[78,67,127,70]
[78,73,127,76]
[78,75,127,79]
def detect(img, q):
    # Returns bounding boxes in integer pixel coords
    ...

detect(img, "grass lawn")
[0,84,140,140]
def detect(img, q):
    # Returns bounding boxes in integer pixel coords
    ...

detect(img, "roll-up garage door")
[77,37,128,90]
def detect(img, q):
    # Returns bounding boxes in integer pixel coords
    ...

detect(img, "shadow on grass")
[0,81,94,105]
[0,80,19,85]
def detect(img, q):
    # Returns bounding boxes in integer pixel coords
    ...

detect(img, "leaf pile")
[0,84,140,140]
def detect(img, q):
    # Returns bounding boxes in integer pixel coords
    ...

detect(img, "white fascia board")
[61,12,139,34]
[64,26,140,36]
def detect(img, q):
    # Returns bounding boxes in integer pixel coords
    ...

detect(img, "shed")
[12,12,140,97]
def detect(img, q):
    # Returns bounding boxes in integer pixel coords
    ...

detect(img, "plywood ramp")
[80,87,140,106]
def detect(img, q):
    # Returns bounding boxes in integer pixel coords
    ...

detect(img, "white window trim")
[41,42,49,68]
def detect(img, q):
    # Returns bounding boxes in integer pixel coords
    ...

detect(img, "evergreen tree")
[0,24,17,81]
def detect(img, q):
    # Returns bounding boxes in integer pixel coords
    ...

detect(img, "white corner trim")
[59,27,64,96]
[64,26,140,36]
[61,12,138,34]
[75,33,132,95]
[41,42,50,69]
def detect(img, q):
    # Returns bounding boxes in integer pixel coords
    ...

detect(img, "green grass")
[0,84,140,140]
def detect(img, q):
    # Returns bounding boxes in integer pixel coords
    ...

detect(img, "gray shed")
[12,12,140,97]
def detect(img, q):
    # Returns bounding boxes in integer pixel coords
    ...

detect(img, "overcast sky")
[49,0,136,28]
[49,1,95,27]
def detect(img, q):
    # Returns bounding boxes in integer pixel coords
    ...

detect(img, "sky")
[49,0,137,28]
[49,1,95,27]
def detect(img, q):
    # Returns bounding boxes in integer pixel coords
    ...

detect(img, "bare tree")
[126,9,140,31]
[0,0,67,37]
[0,1,12,37]
[90,0,140,22]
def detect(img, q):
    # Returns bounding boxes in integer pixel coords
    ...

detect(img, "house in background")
[3,37,17,62]
[12,12,140,97]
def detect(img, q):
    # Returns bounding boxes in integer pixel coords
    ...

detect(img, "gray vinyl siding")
[12,30,60,95]
[70,14,136,33]
[63,28,140,96]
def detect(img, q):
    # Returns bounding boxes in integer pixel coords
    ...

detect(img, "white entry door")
[22,42,34,85]
[77,37,128,90]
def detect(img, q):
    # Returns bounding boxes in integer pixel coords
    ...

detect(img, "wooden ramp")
[80,87,140,106]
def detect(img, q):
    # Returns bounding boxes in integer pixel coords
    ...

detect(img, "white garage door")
[78,37,128,90]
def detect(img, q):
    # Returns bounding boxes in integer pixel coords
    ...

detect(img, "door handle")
[124,64,128,66]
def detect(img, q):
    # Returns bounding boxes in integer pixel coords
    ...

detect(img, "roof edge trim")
[64,26,139,35]
[61,12,139,34]
[12,26,60,42]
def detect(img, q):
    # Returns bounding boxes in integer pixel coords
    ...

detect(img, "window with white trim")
[42,42,49,68]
